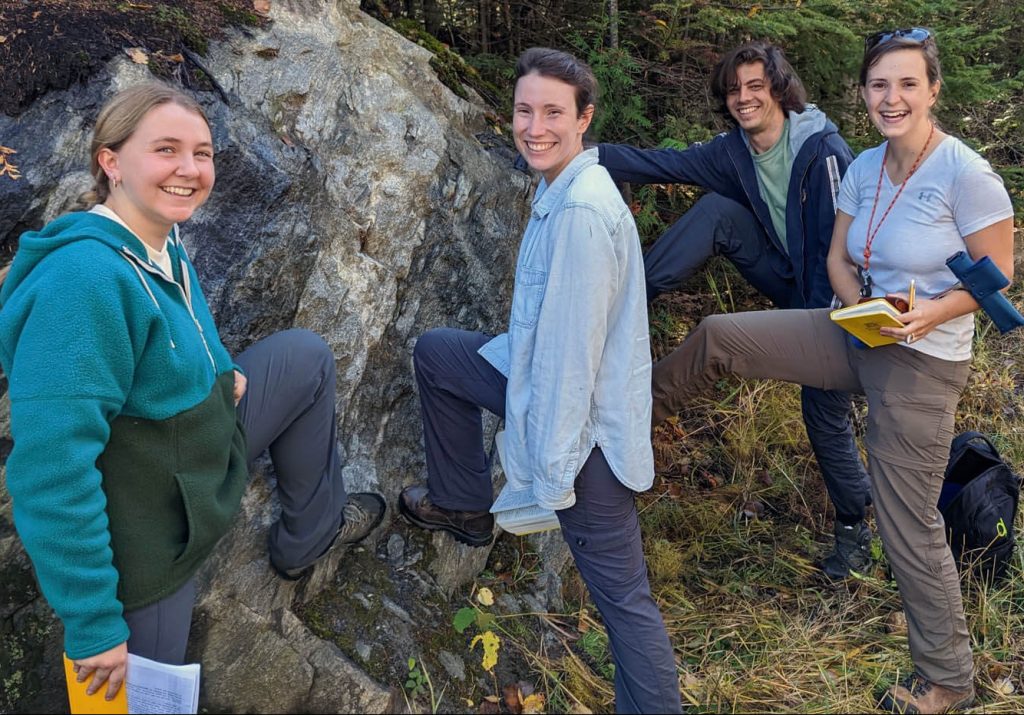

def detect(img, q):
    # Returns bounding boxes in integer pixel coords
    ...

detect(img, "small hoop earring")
[110,176,120,189]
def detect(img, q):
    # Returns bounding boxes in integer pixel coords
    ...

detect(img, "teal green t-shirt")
[751,119,793,254]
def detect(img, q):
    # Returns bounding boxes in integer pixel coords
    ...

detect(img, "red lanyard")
[860,122,935,293]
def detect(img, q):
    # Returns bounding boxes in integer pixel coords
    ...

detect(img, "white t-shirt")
[837,136,1014,360]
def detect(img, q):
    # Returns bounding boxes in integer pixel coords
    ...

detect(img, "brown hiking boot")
[272,492,386,581]
[879,673,975,714]
[398,485,494,547]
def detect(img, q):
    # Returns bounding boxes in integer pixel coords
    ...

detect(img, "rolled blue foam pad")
[946,251,1024,334]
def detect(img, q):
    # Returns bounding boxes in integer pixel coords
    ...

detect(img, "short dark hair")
[514,47,598,116]
[710,41,807,120]
[859,32,942,87]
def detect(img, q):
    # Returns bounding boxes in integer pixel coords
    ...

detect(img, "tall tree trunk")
[423,0,444,38]
[607,0,619,48]
[480,0,490,53]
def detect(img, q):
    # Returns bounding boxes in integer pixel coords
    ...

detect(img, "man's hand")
[233,370,248,406]
[74,641,128,700]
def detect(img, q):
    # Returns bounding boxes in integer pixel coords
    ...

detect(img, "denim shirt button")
[576,537,586,547]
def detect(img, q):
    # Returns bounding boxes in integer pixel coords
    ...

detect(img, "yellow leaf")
[476,587,495,606]
[655,19,668,28]
[748,4,761,17]
[470,631,500,672]
[125,47,149,64]
[253,0,271,15]
[522,692,546,714]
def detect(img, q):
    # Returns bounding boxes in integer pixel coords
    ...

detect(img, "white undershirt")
[89,204,174,277]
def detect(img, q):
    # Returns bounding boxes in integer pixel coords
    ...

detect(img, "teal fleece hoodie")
[0,211,248,659]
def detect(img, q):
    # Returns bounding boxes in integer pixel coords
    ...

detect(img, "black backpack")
[938,431,1021,583]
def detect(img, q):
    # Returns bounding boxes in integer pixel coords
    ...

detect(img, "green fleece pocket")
[171,473,199,566]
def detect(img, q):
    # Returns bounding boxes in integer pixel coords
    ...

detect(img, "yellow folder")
[63,654,128,714]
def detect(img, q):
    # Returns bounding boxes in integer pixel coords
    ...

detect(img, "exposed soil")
[0,0,268,116]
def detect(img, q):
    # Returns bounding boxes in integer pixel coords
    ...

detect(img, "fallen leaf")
[0,35,6,44]
[994,676,1015,696]
[470,630,500,672]
[124,47,149,64]
[453,606,477,634]
[478,700,501,715]
[503,683,522,714]
[483,695,500,703]
[741,500,765,520]
[476,587,495,606]
[164,53,184,63]
[521,692,546,714]
[885,610,907,635]
[253,0,271,15]
[32,10,41,19]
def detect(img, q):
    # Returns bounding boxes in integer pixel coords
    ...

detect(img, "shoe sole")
[398,498,494,548]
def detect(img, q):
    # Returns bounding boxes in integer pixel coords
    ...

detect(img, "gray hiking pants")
[414,328,682,713]
[652,308,973,688]
[125,328,348,663]
[647,193,871,525]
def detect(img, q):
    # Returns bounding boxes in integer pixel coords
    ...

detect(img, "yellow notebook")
[63,654,128,714]
[829,298,905,347]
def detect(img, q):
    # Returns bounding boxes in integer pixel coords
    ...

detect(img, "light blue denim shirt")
[479,148,654,510]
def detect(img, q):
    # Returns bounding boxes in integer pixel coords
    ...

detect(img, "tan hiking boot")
[879,673,975,714]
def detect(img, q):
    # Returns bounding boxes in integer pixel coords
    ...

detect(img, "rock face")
[0,0,551,711]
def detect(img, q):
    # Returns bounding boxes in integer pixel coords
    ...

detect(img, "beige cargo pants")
[653,308,973,689]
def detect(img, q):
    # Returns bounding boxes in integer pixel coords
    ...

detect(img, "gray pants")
[125,329,348,663]
[647,193,871,525]
[415,328,681,713]
[652,309,973,688]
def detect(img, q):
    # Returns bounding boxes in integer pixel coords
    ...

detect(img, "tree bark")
[480,0,490,53]
[607,0,619,48]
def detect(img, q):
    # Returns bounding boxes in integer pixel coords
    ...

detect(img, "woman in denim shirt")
[399,48,681,713]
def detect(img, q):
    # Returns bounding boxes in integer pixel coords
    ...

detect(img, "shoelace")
[902,673,933,698]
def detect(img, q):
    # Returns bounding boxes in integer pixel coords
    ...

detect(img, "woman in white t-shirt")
[827,27,1014,713]
[646,28,1014,714]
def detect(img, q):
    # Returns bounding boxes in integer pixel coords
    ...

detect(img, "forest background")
[361,0,1024,712]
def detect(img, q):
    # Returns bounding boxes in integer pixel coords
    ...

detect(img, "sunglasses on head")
[865,27,932,50]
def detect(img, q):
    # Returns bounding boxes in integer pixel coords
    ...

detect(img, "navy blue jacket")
[598,106,853,309]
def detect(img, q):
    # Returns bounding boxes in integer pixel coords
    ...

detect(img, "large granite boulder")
[0,0,556,711]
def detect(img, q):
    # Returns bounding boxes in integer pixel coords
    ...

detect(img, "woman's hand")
[880,293,955,344]
[73,641,128,700]
[233,370,248,406]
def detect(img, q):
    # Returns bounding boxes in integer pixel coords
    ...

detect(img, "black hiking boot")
[399,485,494,547]
[820,520,873,579]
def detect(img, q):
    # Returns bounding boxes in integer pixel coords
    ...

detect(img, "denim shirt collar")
[531,148,599,219]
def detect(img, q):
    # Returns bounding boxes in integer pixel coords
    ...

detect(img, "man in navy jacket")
[599,41,872,579]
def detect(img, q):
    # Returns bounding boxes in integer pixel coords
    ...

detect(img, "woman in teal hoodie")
[0,82,385,699]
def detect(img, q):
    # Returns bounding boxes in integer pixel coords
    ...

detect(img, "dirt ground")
[0,0,268,116]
